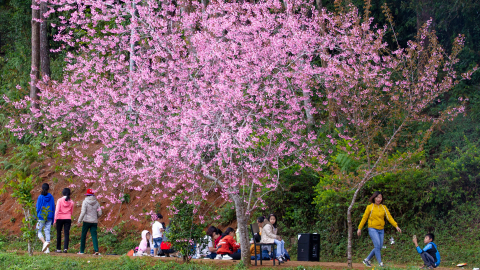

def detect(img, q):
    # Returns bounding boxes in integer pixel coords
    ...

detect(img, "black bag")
[254,233,261,243]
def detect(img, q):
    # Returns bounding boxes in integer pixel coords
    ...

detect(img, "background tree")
[3,0,479,266]
[30,0,40,110]
[39,0,50,78]
[314,3,477,266]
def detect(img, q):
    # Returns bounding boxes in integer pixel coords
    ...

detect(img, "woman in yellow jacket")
[357,191,402,267]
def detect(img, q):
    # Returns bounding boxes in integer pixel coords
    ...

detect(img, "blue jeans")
[206,252,217,259]
[367,228,384,263]
[421,252,436,267]
[36,220,52,242]
[274,239,285,257]
[153,237,162,249]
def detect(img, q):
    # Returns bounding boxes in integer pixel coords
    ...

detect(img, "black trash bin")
[297,233,320,261]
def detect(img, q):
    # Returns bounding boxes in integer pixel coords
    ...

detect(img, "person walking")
[54,188,74,253]
[36,183,55,254]
[78,189,102,255]
[357,191,402,267]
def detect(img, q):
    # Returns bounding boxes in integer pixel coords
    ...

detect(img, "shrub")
[165,196,206,262]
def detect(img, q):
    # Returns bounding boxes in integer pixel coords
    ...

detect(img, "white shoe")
[44,248,50,254]
[214,254,222,260]
[222,255,233,260]
[363,259,372,267]
[379,262,385,267]
[42,242,50,252]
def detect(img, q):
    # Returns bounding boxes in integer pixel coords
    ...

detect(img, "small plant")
[154,201,162,213]
[10,217,15,223]
[0,142,7,155]
[66,176,74,183]
[120,193,130,204]
[166,196,207,262]
[3,174,38,256]
[142,207,150,221]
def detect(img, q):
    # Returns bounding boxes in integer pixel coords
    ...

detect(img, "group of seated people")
[198,214,290,262]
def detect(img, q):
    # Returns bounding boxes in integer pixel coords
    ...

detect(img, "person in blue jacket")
[413,233,441,269]
[36,183,55,254]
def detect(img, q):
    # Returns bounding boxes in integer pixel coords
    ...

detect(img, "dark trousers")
[80,222,98,253]
[56,219,72,250]
[220,251,241,260]
[229,252,241,260]
[206,252,217,259]
[421,252,436,267]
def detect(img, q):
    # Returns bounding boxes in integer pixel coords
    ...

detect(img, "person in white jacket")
[77,189,102,255]
[260,214,286,262]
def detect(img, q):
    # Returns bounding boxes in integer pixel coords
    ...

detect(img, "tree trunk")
[416,0,434,71]
[31,0,40,110]
[27,239,33,256]
[232,194,251,266]
[346,185,364,267]
[40,1,50,78]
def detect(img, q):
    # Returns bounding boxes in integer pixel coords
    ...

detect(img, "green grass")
[0,222,140,256]
[0,253,332,270]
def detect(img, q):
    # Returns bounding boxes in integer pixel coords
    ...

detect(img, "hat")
[85,189,95,196]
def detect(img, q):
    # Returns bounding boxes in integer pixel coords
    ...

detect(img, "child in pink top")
[53,188,74,253]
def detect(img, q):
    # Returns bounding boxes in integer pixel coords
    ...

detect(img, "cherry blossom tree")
[11,0,327,263]
[6,0,476,265]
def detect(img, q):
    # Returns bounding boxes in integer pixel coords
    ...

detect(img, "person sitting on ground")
[413,233,441,269]
[261,214,286,263]
[138,230,153,256]
[152,213,164,257]
[159,220,178,257]
[199,226,218,259]
[216,227,241,260]
[213,228,223,249]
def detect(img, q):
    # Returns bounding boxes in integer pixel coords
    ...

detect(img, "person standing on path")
[152,213,164,257]
[54,188,74,253]
[36,183,55,254]
[357,191,402,267]
[78,189,102,255]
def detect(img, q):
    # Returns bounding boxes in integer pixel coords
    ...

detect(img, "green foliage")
[309,137,480,264]
[4,174,37,255]
[166,197,206,262]
[120,193,131,204]
[431,138,480,218]
[96,221,138,255]
[262,166,320,256]
[0,134,48,186]
[215,202,236,226]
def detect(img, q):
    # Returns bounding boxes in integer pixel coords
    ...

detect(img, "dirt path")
[16,251,459,269]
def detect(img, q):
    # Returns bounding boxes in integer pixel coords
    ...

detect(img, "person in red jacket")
[216,227,241,260]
